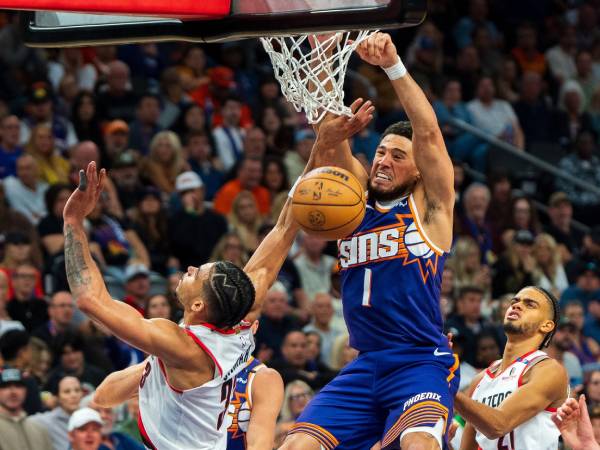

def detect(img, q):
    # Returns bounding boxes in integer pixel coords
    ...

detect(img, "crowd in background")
[0,0,600,448]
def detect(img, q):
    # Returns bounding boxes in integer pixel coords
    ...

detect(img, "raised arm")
[356,32,453,205]
[94,361,145,408]
[63,162,198,369]
[246,368,284,450]
[455,359,568,440]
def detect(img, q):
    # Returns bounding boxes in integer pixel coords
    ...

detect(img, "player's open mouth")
[375,172,392,181]
[507,311,520,320]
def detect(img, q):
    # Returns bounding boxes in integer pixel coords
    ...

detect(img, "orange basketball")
[292,166,366,240]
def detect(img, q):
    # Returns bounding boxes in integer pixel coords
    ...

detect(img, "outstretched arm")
[455,359,568,439]
[63,163,199,369]
[94,361,145,408]
[246,368,284,450]
[552,395,600,450]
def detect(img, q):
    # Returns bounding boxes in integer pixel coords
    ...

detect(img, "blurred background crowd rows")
[1,0,600,448]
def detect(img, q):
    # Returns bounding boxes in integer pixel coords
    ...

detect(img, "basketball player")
[62,161,299,450]
[455,286,569,450]
[281,32,458,450]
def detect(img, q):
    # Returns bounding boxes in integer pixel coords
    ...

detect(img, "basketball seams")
[294,202,365,232]
[294,177,364,204]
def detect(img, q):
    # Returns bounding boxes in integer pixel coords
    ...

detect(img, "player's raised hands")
[316,98,375,150]
[552,395,599,450]
[355,32,398,69]
[63,161,106,225]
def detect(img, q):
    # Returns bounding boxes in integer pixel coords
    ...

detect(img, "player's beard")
[368,177,417,202]
[503,320,539,336]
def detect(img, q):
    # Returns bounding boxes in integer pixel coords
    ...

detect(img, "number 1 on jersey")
[362,268,372,307]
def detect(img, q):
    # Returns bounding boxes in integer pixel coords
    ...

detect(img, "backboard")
[13,0,426,47]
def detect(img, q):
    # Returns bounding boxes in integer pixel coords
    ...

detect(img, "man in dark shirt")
[96,61,138,123]
[544,191,584,261]
[168,171,227,268]
[7,264,48,332]
[32,291,75,349]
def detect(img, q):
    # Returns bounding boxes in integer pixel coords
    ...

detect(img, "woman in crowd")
[275,381,315,447]
[449,236,492,303]
[532,233,569,297]
[71,91,103,145]
[209,231,248,268]
[262,156,289,206]
[563,301,600,367]
[585,369,600,410]
[26,124,70,185]
[492,230,537,298]
[474,332,501,370]
[185,130,223,201]
[228,191,263,253]
[31,375,83,450]
[140,130,187,194]
[329,333,360,371]
[145,294,178,322]
[502,195,542,246]
[0,271,24,336]
[28,337,53,390]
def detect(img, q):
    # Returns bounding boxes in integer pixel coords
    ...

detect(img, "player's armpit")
[459,422,478,450]
[94,361,146,407]
[246,368,284,450]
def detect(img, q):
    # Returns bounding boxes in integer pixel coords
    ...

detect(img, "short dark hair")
[0,330,30,361]
[54,331,85,358]
[382,121,413,140]
[44,183,71,212]
[50,374,80,396]
[531,286,560,349]
[457,285,484,300]
[203,261,255,328]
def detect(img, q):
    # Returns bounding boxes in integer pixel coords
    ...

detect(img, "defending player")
[63,162,298,450]
[552,395,599,450]
[281,32,458,450]
[226,355,284,450]
[455,286,569,450]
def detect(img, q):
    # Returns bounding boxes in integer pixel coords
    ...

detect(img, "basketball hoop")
[260,30,374,124]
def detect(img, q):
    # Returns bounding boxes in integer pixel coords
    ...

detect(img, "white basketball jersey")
[471,350,560,450]
[138,322,255,450]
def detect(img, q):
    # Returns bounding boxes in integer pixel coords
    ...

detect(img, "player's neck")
[500,338,539,371]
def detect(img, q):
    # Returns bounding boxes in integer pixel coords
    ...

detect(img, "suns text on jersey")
[339,223,408,269]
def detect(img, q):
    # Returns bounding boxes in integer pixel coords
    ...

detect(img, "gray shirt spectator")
[3,154,48,225]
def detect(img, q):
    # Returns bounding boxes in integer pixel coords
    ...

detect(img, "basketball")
[292,166,366,240]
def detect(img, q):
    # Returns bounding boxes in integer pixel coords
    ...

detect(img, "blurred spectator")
[261,157,288,204]
[31,375,83,450]
[433,79,488,172]
[128,94,162,155]
[114,397,142,443]
[573,3,600,51]
[67,407,103,450]
[122,264,151,317]
[555,80,594,147]
[439,266,456,319]
[304,331,323,367]
[561,261,600,309]
[128,187,172,274]
[140,131,186,194]
[0,271,24,336]
[110,150,144,213]
[545,25,577,84]
[275,380,314,447]
[144,294,176,322]
[575,50,600,110]
[7,264,47,331]
[467,76,525,149]
[213,156,270,216]
[510,23,546,75]
[260,106,287,156]
[0,330,43,415]
[544,191,584,262]
[513,71,554,145]
[588,299,600,351]
[28,337,52,388]
[209,231,248,268]
[177,46,209,94]
[448,46,482,101]
[0,115,23,179]
[329,333,359,371]
[4,154,48,224]
[96,60,137,123]
[492,230,536,298]
[0,232,43,298]
[448,237,492,301]
[20,81,77,153]
[71,92,103,146]
[45,332,107,393]
[159,66,193,130]
[486,171,513,242]
[254,76,296,129]
[0,368,53,450]
[254,281,301,362]
[168,171,227,268]
[37,183,71,258]
[473,331,500,370]
[472,25,503,76]
[563,300,600,367]
[241,126,267,165]
[557,130,600,225]
[495,58,520,104]
[186,131,224,201]
[32,291,75,350]
[102,120,130,169]
[586,370,600,410]
[228,191,263,253]
[546,317,584,389]
[26,123,70,185]
[284,129,314,182]
[532,233,569,298]
[47,48,96,93]
[591,87,600,141]
[0,183,42,261]
[303,293,344,368]
[294,233,336,301]
[453,0,501,50]
[502,196,541,245]
[269,330,336,390]
[455,182,495,265]
[212,95,245,172]
[172,104,210,139]
[445,286,490,366]
[85,397,144,450]
[407,30,445,97]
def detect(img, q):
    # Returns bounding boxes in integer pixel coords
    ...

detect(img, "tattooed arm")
[63,163,200,369]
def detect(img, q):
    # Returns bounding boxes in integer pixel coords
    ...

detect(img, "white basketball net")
[260,30,375,124]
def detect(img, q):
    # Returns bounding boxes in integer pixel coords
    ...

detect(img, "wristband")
[288,176,302,199]
[382,58,407,80]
